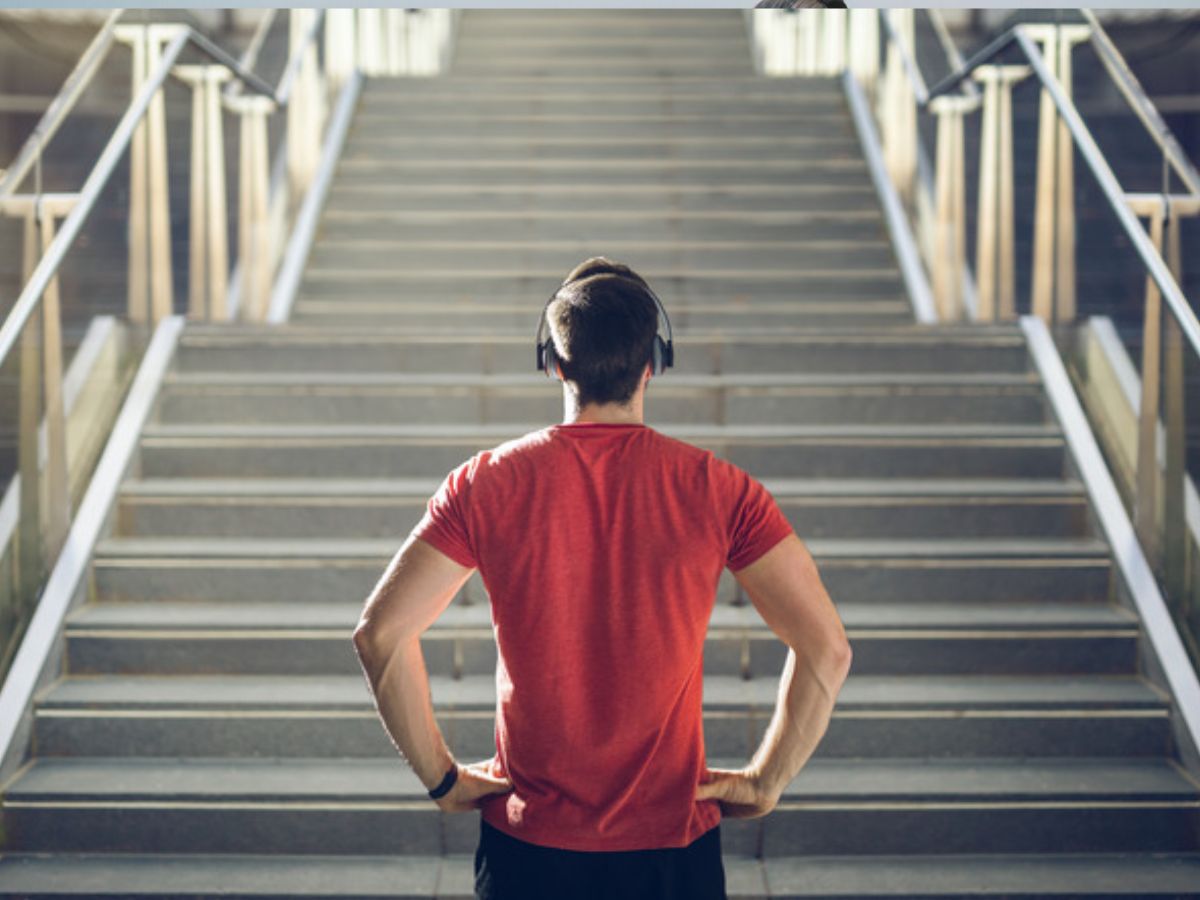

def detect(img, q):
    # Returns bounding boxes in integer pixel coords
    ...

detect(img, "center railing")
[746,6,1200,657]
[0,7,459,683]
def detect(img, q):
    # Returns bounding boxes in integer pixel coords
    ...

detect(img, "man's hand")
[433,758,515,813]
[694,766,778,819]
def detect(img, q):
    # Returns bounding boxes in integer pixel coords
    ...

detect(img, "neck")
[561,391,645,426]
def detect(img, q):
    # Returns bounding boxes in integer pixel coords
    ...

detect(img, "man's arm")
[697,532,852,816]
[352,535,469,787]
[351,534,511,808]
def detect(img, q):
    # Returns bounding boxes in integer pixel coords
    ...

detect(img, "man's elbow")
[794,629,853,693]
[352,622,399,667]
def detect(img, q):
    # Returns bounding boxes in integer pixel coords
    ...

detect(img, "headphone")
[535,273,675,381]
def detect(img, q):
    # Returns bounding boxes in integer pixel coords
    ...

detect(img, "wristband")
[428,763,459,800]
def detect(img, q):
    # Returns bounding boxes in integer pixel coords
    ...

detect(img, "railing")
[749,8,1200,652]
[0,8,459,683]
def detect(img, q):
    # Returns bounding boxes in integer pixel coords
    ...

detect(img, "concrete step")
[172,327,1030,375]
[292,280,907,309]
[448,61,755,77]
[321,183,883,214]
[114,477,1094,540]
[88,536,1111,606]
[153,372,1049,428]
[287,301,916,330]
[353,94,849,116]
[303,240,898,273]
[132,422,1070,480]
[324,180,878,210]
[363,74,844,95]
[332,156,873,186]
[314,209,888,243]
[62,594,1136,677]
[4,757,1196,856]
[33,672,1170,760]
[339,135,861,163]
[3,850,1199,899]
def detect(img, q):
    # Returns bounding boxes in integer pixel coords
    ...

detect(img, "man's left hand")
[433,758,514,813]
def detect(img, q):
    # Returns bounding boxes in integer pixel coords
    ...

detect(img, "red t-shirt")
[411,421,794,851]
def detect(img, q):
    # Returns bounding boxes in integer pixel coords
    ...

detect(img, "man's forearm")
[353,633,456,789]
[747,644,850,799]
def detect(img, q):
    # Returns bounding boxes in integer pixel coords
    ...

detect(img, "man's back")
[412,420,795,852]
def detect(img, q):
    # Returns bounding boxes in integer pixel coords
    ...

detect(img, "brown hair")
[755,0,847,8]
[546,257,659,409]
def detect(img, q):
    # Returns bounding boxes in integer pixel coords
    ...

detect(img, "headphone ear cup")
[650,337,664,377]
[544,342,559,380]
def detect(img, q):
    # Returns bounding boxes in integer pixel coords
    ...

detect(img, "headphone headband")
[535,274,675,378]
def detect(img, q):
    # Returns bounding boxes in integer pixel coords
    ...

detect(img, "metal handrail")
[894,22,1200,362]
[0,31,188,367]
[1080,9,1200,198]
[0,18,311,369]
[0,9,123,198]
[866,10,1200,659]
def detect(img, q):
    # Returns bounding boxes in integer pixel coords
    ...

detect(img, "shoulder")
[456,427,556,485]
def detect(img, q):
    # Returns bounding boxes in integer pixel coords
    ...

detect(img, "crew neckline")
[549,421,647,429]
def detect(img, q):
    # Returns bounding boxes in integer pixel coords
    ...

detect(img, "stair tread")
[138,422,1062,439]
[162,372,1041,388]
[7,757,1196,803]
[64,599,1136,632]
[37,672,1167,712]
[118,476,1087,498]
[90,536,1109,559]
[1,851,1198,896]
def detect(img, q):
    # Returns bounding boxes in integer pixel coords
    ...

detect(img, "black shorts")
[473,818,728,900]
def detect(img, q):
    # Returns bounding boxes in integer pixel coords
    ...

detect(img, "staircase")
[2,9,1199,897]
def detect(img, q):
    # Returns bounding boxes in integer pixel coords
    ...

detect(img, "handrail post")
[17,211,44,605]
[880,10,917,209]
[325,9,357,88]
[1027,24,1090,326]
[116,25,149,326]
[1128,193,1194,617]
[1162,209,1186,620]
[234,96,273,322]
[116,24,181,327]
[178,65,232,322]
[288,10,323,199]
[973,65,1030,322]
[930,94,972,321]
[847,9,880,103]
[36,205,70,560]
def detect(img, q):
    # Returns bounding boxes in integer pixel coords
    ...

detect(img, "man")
[352,258,853,900]
[754,1,849,8]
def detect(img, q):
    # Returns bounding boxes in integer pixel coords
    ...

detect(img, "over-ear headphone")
[534,273,675,381]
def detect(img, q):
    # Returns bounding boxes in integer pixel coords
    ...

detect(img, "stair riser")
[154,389,1048,428]
[171,341,1030,375]
[303,245,899,271]
[287,308,916,330]
[331,164,873,187]
[365,78,842,96]
[314,219,887,243]
[321,188,882,214]
[7,805,1196,856]
[36,712,1170,760]
[134,440,1068,480]
[65,632,1138,678]
[91,560,1110,606]
[115,497,1093,540]
[354,99,849,117]
[448,63,755,76]
[339,139,860,162]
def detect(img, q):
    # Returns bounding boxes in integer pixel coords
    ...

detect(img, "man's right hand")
[694,766,779,819]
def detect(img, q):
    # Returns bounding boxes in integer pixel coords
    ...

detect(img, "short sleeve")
[411,458,479,569]
[724,464,794,572]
